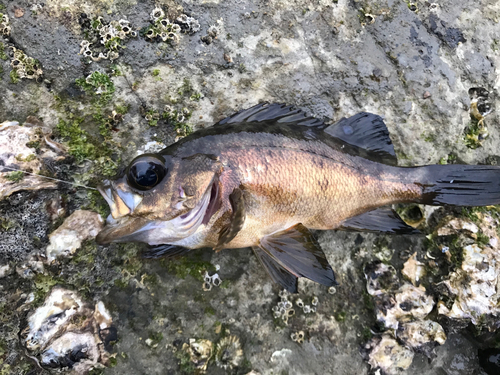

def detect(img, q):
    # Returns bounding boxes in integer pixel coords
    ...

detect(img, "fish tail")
[415,164,500,206]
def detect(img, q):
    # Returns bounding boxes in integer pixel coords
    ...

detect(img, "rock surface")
[1,0,499,374]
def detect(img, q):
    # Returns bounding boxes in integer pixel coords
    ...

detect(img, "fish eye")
[127,155,167,191]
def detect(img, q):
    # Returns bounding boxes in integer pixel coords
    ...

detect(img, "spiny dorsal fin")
[325,112,398,166]
[339,207,420,234]
[216,102,325,128]
[255,224,337,291]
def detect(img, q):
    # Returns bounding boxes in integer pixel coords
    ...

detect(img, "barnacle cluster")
[201,23,221,45]
[162,104,193,137]
[202,268,222,291]
[296,295,318,314]
[436,213,500,329]
[176,14,201,34]
[22,287,114,373]
[464,87,492,149]
[290,331,305,344]
[364,261,447,373]
[0,12,10,35]
[214,336,243,369]
[144,7,181,45]
[9,47,43,82]
[272,290,295,324]
[79,15,137,61]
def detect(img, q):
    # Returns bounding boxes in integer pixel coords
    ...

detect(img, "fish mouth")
[96,179,220,245]
[97,180,143,219]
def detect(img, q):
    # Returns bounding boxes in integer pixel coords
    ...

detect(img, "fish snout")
[97,180,143,220]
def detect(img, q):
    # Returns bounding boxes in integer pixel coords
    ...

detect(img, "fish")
[96,103,500,292]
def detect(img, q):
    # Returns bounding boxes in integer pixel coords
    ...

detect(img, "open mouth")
[96,179,221,245]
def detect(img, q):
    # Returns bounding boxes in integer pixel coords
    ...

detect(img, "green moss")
[476,231,490,247]
[147,331,164,347]
[204,306,215,315]
[175,347,195,373]
[82,190,110,218]
[9,69,19,84]
[161,254,215,282]
[5,171,24,182]
[76,71,115,105]
[0,42,6,60]
[334,311,347,322]
[491,39,499,52]
[110,64,122,77]
[56,118,96,162]
[33,273,64,305]
[189,92,201,101]
[72,241,98,265]
[0,217,16,231]
[15,154,36,162]
[146,109,160,127]
[361,327,373,341]
[464,120,487,149]
[152,69,160,76]
[219,280,231,289]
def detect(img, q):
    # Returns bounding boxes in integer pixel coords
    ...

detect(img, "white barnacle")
[151,7,165,22]
[211,273,221,287]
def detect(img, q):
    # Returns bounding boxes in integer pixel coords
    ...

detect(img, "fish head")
[96,153,222,245]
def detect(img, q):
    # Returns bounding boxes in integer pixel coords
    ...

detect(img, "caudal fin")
[417,165,500,206]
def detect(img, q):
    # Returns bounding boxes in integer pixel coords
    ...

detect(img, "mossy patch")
[4,171,24,182]
[161,253,215,282]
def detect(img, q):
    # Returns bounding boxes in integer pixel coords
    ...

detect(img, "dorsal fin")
[325,112,398,166]
[215,102,326,128]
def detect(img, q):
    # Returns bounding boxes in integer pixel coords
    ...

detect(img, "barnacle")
[215,336,243,369]
[0,13,10,35]
[207,24,219,38]
[175,14,201,34]
[290,331,305,344]
[186,338,213,373]
[150,7,165,22]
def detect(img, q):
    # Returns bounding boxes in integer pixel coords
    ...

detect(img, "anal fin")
[339,207,420,234]
[255,224,337,292]
[142,244,191,259]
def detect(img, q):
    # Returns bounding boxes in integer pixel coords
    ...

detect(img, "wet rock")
[366,335,414,375]
[397,320,446,350]
[45,210,103,263]
[0,123,58,198]
[22,286,114,373]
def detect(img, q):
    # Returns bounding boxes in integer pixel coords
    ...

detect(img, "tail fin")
[416,165,500,206]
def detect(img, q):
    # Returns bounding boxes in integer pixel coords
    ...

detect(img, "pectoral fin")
[253,246,298,293]
[254,224,337,292]
[142,244,191,259]
[340,207,420,234]
[215,187,246,250]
